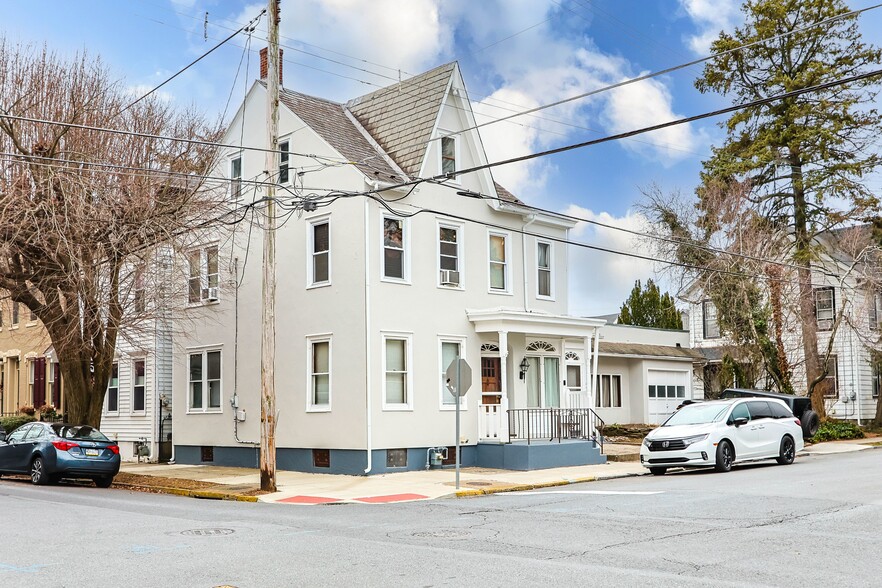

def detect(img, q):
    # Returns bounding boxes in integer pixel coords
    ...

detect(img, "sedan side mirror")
[733,417,748,428]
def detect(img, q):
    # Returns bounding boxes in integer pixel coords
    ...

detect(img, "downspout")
[851,324,861,425]
[152,310,159,462]
[363,191,373,474]
[522,215,536,312]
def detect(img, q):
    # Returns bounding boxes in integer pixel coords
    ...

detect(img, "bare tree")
[0,40,223,426]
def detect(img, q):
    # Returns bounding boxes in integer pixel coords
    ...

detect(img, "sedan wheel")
[776,436,795,465]
[714,441,734,473]
[30,457,50,485]
[94,476,114,489]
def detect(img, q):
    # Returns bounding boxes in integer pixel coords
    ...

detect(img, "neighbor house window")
[28,308,36,322]
[440,338,466,407]
[383,334,411,408]
[537,241,552,298]
[488,232,509,292]
[12,302,19,326]
[133,359,146,412]
[815,287,835,331]
[107,363,119,413]
[134,265,146,313]
[873,362,881,399]
[823,354,839,398]
[870,291,881,331]
[440,135,457,176]
[309,219,330,286]
[279,139,290,184]
[702,300,720,339]
[189,350,222,411]
[383,217,406,280]
[595,374,622,408]
[187,246,220,303]
[308,337,331,410]
[438,222,462,287]
[230,156,242,200]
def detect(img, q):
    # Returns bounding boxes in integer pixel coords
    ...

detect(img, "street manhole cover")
[181,528,236,537]
[412,530,470,539]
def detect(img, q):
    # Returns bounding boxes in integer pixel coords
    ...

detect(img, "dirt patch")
[114,472,218,490]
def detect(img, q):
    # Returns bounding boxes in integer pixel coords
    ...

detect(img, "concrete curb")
[114,482,259,502]
[454,471,644,498]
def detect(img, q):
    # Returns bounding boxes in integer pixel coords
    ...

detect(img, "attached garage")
[647,369,689,424]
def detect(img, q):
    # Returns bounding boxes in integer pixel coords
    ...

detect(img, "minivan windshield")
[663,403,730,426]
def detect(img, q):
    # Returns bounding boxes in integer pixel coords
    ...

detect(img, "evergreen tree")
[618,279,683,330]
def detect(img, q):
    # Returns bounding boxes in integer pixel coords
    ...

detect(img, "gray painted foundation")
[476,440,606,470]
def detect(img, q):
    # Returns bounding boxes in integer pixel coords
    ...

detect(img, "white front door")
[526,356,560,408]
[647,370,688,424]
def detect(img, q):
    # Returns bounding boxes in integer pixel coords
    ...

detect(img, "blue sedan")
[0,422,121,487]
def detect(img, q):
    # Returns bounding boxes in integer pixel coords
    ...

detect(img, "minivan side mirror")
[0,432,6,442]
[733,417,748,427]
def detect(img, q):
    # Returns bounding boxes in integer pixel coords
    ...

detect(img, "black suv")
[720,388,819,438]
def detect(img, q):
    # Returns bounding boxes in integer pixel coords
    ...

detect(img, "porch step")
[476,439,605,471]
[605,452,640,462]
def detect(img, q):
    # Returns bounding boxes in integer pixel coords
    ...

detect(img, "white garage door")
[647,370,688,424]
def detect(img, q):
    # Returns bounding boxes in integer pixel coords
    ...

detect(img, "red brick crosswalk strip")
[277,495,341,504]
[353,493,429,503]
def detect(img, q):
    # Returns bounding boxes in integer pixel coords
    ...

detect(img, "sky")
[4,0,882,317]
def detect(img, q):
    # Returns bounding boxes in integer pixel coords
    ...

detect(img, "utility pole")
[259,0,280,492]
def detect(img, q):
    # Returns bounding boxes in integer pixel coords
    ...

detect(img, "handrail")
[507,407,605,453]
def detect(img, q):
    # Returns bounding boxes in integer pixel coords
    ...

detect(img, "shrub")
[0,414,36,434]
[810,420,865,442]
[18,405,35,416]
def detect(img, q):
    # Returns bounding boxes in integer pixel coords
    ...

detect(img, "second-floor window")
[107,362,119,413]
[12,302,19,326]
[489,232,508,292]
[438,223,461,287]
[873,361,881,399]
[230,156,242,200]
[440,136,457,176]
[134,265,146,313]
[188,246,219,304]
[383,217,406,280]
[814,287,835,331]
[702,300,720,339]
[132,359,146,412]
[279,140,290,184]
[310,220,330,286]
[537,241,552,298]
[870,291,881,331]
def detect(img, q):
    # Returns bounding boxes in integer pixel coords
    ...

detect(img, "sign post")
[445,357,472,489]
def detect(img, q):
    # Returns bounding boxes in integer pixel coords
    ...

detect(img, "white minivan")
[639,398,804,475]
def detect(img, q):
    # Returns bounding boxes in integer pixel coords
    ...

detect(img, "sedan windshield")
[663,403,730,426]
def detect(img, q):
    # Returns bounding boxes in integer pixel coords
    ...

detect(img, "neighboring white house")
[170,57,636,474]
[687,227,882,423]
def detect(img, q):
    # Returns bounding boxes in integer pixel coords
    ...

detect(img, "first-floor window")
[107,363,119,412]
[823,354,839,398]
[189,350,222,411]
[873,361,881,399]
[133,359,146,412]
[309,338,331,409]
[384,336,410,407]
[440,340,464,406]
[596,374,622,408]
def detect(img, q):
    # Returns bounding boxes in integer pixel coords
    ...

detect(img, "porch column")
[582,336,591,410]
[591,327,601,437]
[498,330,509,440]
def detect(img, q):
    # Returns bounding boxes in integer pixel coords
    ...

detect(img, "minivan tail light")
[52,440,78,451]
[108,445,120,455]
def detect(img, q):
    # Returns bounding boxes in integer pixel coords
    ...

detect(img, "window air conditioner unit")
[202,287,219,302]
[440,270,460,286]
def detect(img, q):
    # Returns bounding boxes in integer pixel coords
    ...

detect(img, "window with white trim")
[308,337,331,410]
[383,217,407,280]
[822,354,838,398]
[383,334,411,409]
[189,350,222,411]
[132,359,146,412]
[279,139,290,184]
[814,287,835,331]
[488,232,509,292]
[12,302,19,326]
[134,264,146,313]
[869,290,881,331]
[440,338,467,407]
[187,246,220,304]
[107,362,119,413]
[309,219,330,286]
[230,156,242,200]
[440,135,457,177]
[438,222,462,287]
[537,241,552,298]
[702,300,720,339]
[596,374,622,408]
[873,361,881,399]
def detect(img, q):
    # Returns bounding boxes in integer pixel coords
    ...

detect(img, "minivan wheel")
[777,436,795,465]
[30,457,50,485]
[714,441,734,473]
[94,476,114,489]
[649,467,667,476]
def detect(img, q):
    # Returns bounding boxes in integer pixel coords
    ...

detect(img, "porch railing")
[478,403,505,441]
[507,407,605,453]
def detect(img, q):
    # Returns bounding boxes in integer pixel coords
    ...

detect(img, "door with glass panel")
[525,356,561,408]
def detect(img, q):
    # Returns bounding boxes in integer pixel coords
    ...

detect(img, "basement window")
[201,446,214,462]
[386,448,407,468]
[313,449,330,468]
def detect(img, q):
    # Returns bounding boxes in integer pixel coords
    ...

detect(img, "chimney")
[259,47,284,85]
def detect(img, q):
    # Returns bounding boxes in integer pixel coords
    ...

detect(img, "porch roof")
[466,308,606,338]
[598,341,703,361]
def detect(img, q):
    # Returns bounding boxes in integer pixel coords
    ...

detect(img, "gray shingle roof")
[277,87,402,183]
[346,63,456,177]
[598,342,703,360]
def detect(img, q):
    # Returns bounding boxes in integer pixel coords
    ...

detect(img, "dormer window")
[230,156,242,200]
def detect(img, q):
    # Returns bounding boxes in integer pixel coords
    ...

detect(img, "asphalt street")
[2,449,880,587]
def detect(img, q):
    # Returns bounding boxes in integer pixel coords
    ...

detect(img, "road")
[2,449,880,587]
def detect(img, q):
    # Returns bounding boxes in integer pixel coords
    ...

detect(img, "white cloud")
[565,205,665,316]
[679,0,741,54]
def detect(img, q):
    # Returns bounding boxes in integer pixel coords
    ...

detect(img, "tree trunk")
[59,357,104,428]
[767,265,793,393]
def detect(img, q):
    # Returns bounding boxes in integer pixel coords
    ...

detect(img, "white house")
[688,226,882,423]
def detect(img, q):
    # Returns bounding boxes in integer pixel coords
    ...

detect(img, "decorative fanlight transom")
[565,351,580,361]
[480,343,500,352]
[526,341,556,352]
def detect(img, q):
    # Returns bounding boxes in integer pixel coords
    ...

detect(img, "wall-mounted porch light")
[519,357,530,380]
